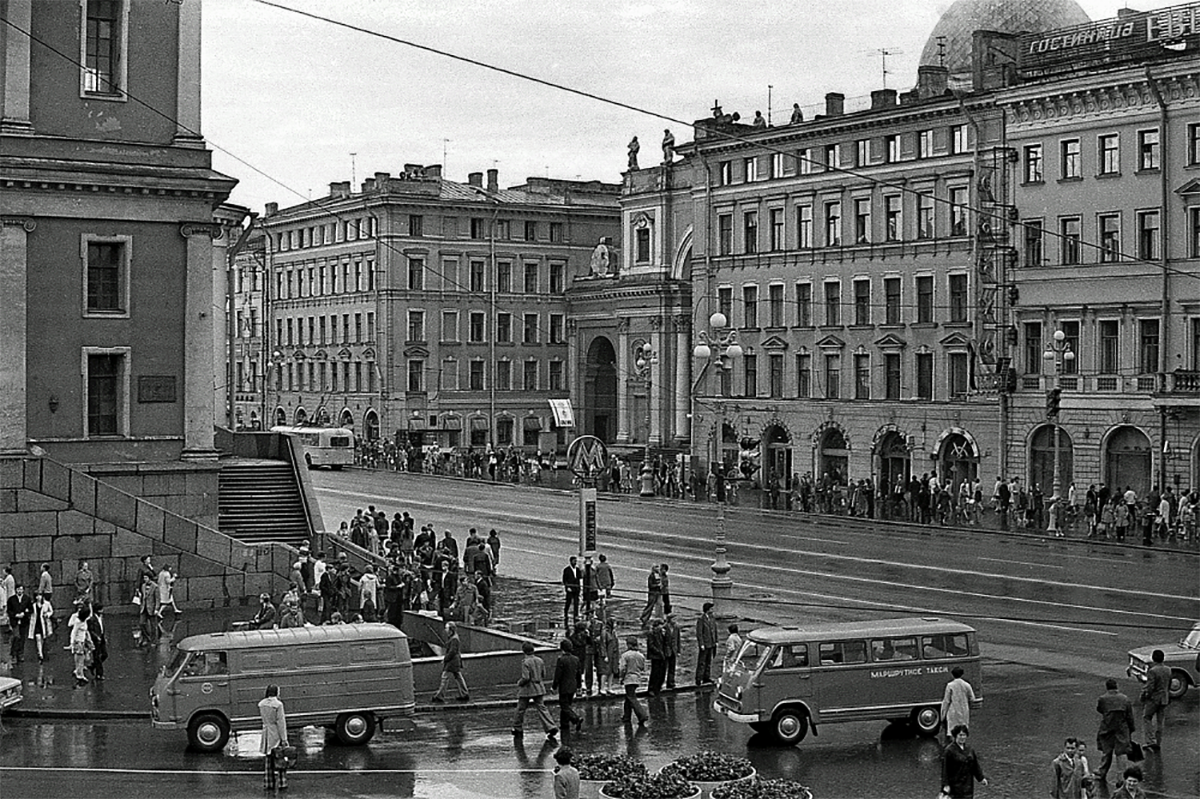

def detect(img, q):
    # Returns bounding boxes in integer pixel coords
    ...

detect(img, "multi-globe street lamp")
[633,341,659,497]
[693,311,742,615]
[1042,328,1074,501]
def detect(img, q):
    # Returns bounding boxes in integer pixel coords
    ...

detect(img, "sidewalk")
[0,575,715,720]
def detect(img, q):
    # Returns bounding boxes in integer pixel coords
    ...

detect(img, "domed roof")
[920,0,1091,79]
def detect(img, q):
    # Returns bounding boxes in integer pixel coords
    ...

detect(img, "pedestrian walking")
[601,616,621,695]
[138,573,160,645]
[552,639,583,734]
[1109,766,1146,799]
[695,602,718,684]
[561,556,582,630]
[664,613,680,690]
[553,746,581,799]
[1139,649,1170,751]
[619,636,649,726]
[67,603,93,685]
[87,603,108,680]
[940,666,978,737]
[6,584,32,662]
[659,563,672,616]
[724,624,742,671]
[942,724,988,798]
[639,565,662,628]
[37,562,53,603]
[1051,737,1085,799]
[431,621,470,703]
[259,684,291,790]
[1095,678,1136,786]
[582,614,603,695]
[486,529,501,573]
[647,618,667,695]
[511,641,558,739]
[30,592,54,662]
[157,566,181,617]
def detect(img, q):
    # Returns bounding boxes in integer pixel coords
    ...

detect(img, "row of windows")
[406,258,567,294]
[275,258,375,300]
[274,216,568,253]
[1022,124,1200,183]
[1025,207,1200,266]
[717,124,970,186]
[1020,319,1161,376]
[708,350,972,401]
[277,313,375,348]
[276,361,377,395]
[716,186,969,256]
[717,274,971,329]
[408,310,566,345]
[404,359,566,393]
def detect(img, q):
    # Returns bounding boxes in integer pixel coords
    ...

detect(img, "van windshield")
[166,649,190,678]
[735,641,771,671]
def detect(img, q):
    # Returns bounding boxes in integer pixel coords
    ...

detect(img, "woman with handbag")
[67,603,93,685]
[259,684,291,790]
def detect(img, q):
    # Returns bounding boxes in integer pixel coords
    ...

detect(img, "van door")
[177,650,231,721]
[755,643,812,716]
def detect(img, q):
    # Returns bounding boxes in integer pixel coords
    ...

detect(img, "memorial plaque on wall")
[138,376,177,403]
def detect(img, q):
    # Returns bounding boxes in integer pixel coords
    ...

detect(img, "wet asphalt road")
[1,661,1197,798]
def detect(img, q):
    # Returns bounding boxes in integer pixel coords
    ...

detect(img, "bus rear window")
[818,640,867,665]
[921,633,970,659]
[329,436,351,447]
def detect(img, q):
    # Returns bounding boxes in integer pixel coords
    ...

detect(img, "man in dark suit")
[431,621,469,703]
[552,639,582,733]
[561,556,581,629]
[6,584,33,662]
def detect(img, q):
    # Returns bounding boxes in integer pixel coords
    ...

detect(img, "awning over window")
[470,417,489,431]
[548,398,575,428]
[524,416,542,431]
[442,417,462,430]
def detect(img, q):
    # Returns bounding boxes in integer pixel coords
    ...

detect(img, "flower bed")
[600,771,700,799]
[660,752,755,783]
[577,753,649,782]
[711,777,814,799]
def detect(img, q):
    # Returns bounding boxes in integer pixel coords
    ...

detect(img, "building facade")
[1,0,236,518]
[255,166,619,452]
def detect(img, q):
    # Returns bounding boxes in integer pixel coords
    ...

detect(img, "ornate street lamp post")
[1042,329,1074,501]
[633,341,659,497]
[693,311,742,616]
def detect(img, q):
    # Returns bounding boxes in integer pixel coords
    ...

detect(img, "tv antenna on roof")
[877,47,904,88]
[936,36,947,67]
[350,152,357,188]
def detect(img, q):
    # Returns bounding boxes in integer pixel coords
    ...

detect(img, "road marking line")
[978,556,1065,570]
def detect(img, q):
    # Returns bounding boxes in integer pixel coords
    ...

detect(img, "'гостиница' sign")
[1019,1,1199,77]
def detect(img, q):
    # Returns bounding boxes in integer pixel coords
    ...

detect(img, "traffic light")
[1045,387,1061,418]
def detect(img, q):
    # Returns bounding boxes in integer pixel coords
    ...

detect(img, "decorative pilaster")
[674,314,690,445]
[179,223,223,460]
[649,315,663,445]
[616,318,630,443]
[1,0,33,135]
[173,0,204,146]
[0,217,34,453]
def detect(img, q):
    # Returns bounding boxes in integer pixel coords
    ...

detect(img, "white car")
[1127,621,1200,700]
[0,675,21,712]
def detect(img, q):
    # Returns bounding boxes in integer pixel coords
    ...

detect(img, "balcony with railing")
[1153,370,1200,406]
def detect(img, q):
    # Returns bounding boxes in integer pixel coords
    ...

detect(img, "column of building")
[0,218,33,453]
[650,315,664,445]
[616,317,630,442]
[180,224,220,460]
[673,313,690,445]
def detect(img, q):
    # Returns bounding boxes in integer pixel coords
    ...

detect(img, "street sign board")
[567,435,609,479]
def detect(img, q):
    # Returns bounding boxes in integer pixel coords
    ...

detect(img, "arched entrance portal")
[273,407,286,427]
[818,428,848,484]
[938,433,978,493]
[877,431,911,494]
[584,337,617,443]
[1105,426,1151,497]
[763,425,792,489]
[294,407,308,426]
[1029,424,1074,496]
[340,409,354,429]
[364,409,380,442]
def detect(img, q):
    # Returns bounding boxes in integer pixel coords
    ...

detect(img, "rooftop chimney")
[264,202,278,217]
[486,168,499,193]
[825,92,845,117]
[328,181,351,199]
[423,164,442,179]
[374,172,391,188]
[363,178,376,192]
[917,65,949,100]
[871,89,898,110]
[467,172,483,187]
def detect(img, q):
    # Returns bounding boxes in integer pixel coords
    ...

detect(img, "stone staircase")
[218,460,311,547]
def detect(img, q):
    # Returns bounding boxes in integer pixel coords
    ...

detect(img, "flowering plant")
[712,778,813,799]
[661,751,754,783]
[602,771,697,799]
[576,753,648,782]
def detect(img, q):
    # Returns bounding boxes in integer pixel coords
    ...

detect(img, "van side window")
[818,640,867,666]
[181,651,228,677]
[921,633,970,659]
[766,644,808,669]
[871,636,919,662]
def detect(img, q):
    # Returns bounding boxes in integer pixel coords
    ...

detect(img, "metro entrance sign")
[566,435,608,558]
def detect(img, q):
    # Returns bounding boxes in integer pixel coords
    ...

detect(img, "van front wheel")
[188,712,230,752]
[912,705,942,737]
[335,712,376,745]
[772,708,809,745]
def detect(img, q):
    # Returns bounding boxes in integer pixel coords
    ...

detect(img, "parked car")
[1127,621,1200,700]
[0,675,22,712]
